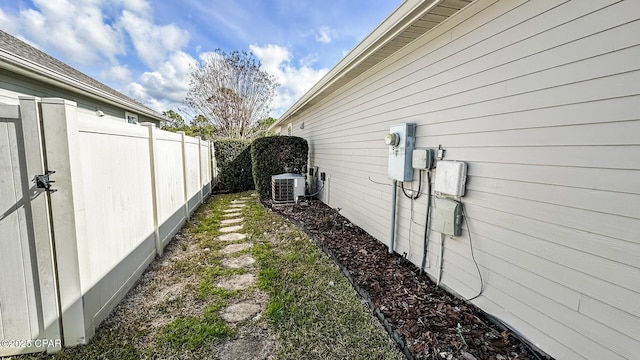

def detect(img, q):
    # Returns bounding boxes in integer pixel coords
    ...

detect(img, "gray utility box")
[387,123,416,181]
[431,198,463,236]
[434,160,467,197]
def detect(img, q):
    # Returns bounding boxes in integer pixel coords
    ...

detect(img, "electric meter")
[386,123,416,181]
[384,133,400,146]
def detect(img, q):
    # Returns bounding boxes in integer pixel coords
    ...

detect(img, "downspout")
[389,180,398,254]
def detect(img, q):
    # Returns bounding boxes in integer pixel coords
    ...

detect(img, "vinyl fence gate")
[1,98,61,356]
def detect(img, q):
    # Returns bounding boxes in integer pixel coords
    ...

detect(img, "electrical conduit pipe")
[389,180,397,254]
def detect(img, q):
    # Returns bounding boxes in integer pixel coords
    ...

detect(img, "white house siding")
[290,0,640,359]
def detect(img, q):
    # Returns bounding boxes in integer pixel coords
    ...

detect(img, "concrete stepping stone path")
[221,243,252,254]
[222,254,255,269]
[218,233,247,241]
[223,212,242,218]
[220,224,243,233]
[212,194,271,356]
[221,217,243,225]
[218,335,274,360]
[220,299,262,322]
[216,273,256,291]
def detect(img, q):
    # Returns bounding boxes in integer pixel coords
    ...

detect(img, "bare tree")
[186,50,278,138]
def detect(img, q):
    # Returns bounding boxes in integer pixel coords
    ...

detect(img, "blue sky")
[0,0,402,118]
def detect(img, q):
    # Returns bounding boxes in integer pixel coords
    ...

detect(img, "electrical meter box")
[431,198,463,236]
[386,123,416,181]
[434,160,467,196]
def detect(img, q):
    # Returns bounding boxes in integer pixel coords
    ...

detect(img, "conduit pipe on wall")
[389,180,398,254]
[437,233,445,286]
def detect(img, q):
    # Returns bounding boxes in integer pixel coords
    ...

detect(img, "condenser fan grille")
[272,178,295,203]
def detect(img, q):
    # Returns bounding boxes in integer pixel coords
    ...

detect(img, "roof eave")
[0,50,165,122]
[271,0,466,130]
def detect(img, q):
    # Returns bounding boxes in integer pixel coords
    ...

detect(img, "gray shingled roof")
[0,29,164,120]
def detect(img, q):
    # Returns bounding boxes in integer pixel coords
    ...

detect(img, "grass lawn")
[14,192,402,360]
[244,196,404,360]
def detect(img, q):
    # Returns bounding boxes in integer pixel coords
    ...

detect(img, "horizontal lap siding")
[0,70,157,124]
[294,0,640,359]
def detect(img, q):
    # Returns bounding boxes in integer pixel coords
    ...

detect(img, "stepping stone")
[218,233,247,241]
[224,209,240,213]
[216,273,256,291]
[221,243,252,254]
[250,193,257,197]
[230,204,246,208]
[223,212,242,218]
[218,336,274,360]
[220,299,262,322]
[222,254,255,269]
[220,224,243,233]
[221,217,243,225]
[231,200,246,204]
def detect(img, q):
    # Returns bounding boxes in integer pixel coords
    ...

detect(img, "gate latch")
[33,170,57,193]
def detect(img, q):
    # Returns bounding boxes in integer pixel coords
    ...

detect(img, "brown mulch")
[269,199,550,360]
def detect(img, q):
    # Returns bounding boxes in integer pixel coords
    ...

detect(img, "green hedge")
[213,139,254,192]
[251,136,308,198]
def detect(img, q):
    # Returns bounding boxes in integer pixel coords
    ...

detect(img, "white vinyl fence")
[0,97,215,355]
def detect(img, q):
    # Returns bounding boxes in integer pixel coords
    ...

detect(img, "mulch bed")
[268,199,550,360]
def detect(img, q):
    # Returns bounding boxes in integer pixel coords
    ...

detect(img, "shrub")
[213,139,254,192]
[251,136,308,198]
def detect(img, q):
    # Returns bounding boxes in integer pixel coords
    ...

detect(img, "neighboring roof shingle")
[0,29,163,120]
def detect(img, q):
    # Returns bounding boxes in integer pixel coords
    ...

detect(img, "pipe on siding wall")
[437,233,445,286]
[389,180,398,254]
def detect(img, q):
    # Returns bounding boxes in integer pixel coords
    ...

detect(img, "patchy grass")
[159,305,235,350]
[15,191,402,360]
[245,200,404,360]
[15,192,245,360]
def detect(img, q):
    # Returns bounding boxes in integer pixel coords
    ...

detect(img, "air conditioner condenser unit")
[272,173,305,204]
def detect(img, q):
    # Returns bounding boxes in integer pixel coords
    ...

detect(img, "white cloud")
[100,64,132,84]
[118,10,189,68]
[2,0,195,114]
[315,25,336,44]
[112,0,151,15]
[198,51,224,63]
[124,51,197,112]
[0,9,18,34]
[250,44,328,117]
[18,0,125,65]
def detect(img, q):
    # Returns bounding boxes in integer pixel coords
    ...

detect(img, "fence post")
[142,123,162,256]
[39,98,88,346]
[196,136,204,205]
[177,131,189,220]
[204,140,211,196]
